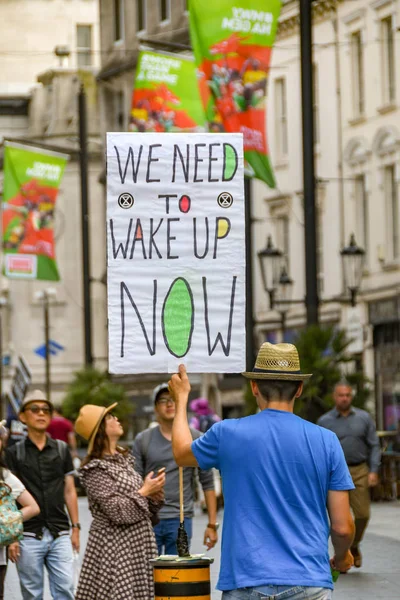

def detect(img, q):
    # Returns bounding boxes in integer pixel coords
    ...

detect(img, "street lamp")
[274,266,294,336]
[341,234,365,307]
[257,236,284,309]
[35,288,57,402]
[258,234,365,329]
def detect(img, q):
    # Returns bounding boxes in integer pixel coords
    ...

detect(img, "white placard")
[107,132,245,374]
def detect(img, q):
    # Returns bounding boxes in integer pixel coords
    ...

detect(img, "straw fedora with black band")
[242,342,312,382]
[75,403,118,454]
[20,389,54,412]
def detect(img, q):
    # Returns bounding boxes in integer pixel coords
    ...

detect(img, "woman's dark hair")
[82,415,128,466]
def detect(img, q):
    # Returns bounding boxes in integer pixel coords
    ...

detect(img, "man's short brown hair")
[255,380,302,402]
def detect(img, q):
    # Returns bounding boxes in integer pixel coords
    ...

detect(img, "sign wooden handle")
[179,466,184,523]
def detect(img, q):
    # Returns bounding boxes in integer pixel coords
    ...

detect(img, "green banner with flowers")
[130,50,206,132]
[189,0,281,187]
[2,143,68,281]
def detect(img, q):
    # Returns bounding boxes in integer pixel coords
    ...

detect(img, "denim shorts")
[222,585,332,600]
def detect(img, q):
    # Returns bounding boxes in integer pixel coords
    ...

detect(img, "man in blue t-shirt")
[170,343,355,600]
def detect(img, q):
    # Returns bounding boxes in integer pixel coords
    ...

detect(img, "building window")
[114,0,124,42]
[351,30,364,116]
[313,63,319,144]
[137,0,146,32]
[76,25,92,67]
[381,15,395,104]
[274,78,288,158]
[384,165,399,260]
[355,174,368,255]
[160,0,171,22]
[276,215,290,270]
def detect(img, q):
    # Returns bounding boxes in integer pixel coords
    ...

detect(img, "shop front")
[369,297,400,432]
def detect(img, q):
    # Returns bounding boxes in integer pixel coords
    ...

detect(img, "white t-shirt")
[0,470,25,565]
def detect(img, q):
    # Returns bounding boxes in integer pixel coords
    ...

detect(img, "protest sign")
[130,50,206,133]
[107,132,245,374]
[2,143,68,281]
[189,0,281,187]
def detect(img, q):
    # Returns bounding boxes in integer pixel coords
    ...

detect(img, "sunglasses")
[26,405,52,415]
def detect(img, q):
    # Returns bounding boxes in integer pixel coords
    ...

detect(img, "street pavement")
[5,499,400,599]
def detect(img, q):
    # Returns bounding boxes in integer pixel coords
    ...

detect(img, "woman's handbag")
[0,484,23,546]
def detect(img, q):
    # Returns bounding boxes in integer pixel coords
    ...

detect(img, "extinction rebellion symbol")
[118,193,134,209]
[217,192,233,208]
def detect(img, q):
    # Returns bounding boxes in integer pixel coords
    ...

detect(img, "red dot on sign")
[179,195,191,213]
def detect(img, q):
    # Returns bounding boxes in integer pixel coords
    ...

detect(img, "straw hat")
[242,342,312,381]
[20,389,54,412]
[75,403,118,454]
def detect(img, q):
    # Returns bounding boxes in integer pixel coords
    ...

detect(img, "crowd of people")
[0,341,382,600]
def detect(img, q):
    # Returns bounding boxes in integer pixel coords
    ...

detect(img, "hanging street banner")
[107,132,246,374]
[189,0,281,188]
[6,355,32,415]
[2,143,68,281]
[129,50,207,133]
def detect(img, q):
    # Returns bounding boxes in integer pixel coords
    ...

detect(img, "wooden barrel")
[151,558,214,600]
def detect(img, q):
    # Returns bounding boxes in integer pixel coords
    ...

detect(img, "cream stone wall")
[0,0,100,96]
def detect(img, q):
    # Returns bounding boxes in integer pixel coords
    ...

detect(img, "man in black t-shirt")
[6,390,80,600]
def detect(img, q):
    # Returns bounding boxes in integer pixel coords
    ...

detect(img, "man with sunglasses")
[132,383,218,556]
[5,390,79,600]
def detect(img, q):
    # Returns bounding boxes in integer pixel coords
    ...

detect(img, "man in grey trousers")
[132,383,218,555]
[318,382,381,568]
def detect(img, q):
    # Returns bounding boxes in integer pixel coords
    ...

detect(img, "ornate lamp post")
[258,233,365,331]
[341,234,365,307]
[274,266,294,335]
[257,236,283,310]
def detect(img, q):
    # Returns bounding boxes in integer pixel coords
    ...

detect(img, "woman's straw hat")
[75,403,118,454]
[242,342,312,381]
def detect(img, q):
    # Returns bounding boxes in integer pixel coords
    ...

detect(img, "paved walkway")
[5,500,400,599]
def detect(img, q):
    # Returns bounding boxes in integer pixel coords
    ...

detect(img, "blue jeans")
[17,528,74,600]
[154,518,193,555]
[222,586,332,600]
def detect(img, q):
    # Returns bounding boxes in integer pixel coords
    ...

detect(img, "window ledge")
[348,114,367,126]
[377,102,397,115]
[274,158,289,170]
[382,259,400,272]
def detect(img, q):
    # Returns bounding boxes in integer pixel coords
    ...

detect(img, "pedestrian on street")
[189,398,223,512]
[189,397,221,433]
[5,390,80,600]
[0,421,40,600]
[132,383,218,556]
[47,406,77,458]
[170,343,356,600]
[75,403,165,600]
[318,381,381,569]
